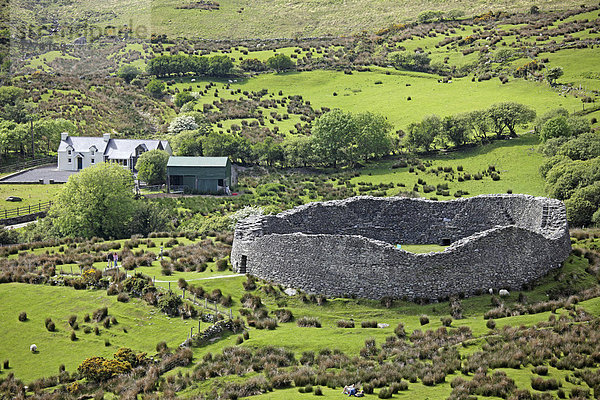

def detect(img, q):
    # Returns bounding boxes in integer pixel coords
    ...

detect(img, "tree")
[171,130,204,156]
[353,112,393,162]
[466,110,491,142]
[208,55,234,77]
[252,137,284,166]
[202,132,253,164]
[545,158,600,200]
[135,149,169,185]
[540,116,570,142]
[145,79,165,98]
[404,115,441,151]
[546,67,563,85]
[388,51,431,71]
[282,136,316,167]
[565,182,600,227]
[174,91,195,108]
[117,64,141,83]
[312,109,356,168]
[129,202,170,237]
[266,54,295,73]
[487,102,536,138]
[567,116,591,137]
[50,162,136,238]
[417,10,444,23]
[34,118,76,153]
[442,115,470,147]
[240,58,267,72]
[168,115,198,134]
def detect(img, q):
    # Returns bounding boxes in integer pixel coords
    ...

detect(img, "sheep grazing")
[499,289,510,297]
[30,344,37,352]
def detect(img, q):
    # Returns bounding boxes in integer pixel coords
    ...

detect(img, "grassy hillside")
[8,0,599,40]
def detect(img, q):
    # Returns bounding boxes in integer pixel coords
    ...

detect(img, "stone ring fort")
[231,195,571,300]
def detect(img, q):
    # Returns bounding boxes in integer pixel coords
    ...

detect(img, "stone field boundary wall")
[231,195,572,300]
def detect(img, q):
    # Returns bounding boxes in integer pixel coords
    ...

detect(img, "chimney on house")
[103,133,110,142]
[61,132,69,141]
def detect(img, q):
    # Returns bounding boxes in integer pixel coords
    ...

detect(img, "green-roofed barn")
[167,156,233,194]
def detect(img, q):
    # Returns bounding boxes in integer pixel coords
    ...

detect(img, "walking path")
[5,220,38,230]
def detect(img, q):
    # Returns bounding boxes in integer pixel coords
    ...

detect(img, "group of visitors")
[106,252,119,268]
[342,384,364,397]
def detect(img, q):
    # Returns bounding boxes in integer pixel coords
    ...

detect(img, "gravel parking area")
[0,165,78,184]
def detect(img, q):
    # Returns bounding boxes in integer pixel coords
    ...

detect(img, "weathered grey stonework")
[231,195,571,300]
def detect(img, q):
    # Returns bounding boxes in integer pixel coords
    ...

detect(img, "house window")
[91,159,95,164]
[68,158,72,163]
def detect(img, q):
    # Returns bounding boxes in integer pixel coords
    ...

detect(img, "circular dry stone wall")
[231,195,571,300]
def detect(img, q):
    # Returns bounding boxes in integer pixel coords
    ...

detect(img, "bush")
[533,365,548,376]
[93,307,108,322]
[46,318,56,332]
[337,319,355,328]
[117,293,130,303]
[531,377,559,391]
[156,341,168,353]
[420,315,430,325]
[361,320,378,328]
[297,317,321,328]
[18,311,27,322]
[274,309,294,323]
[395,322,406,338]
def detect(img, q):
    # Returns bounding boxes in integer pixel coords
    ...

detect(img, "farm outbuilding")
[166,156,233,194]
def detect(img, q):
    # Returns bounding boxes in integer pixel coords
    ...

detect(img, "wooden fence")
[0,201,53,219]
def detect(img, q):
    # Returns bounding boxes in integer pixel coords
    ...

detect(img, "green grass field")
[0,283,194,383]
[349,133,546,198]
[0,185,61,217]
[168,68,583,134]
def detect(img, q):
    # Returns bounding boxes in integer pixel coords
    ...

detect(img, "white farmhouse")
[57,133,172,172]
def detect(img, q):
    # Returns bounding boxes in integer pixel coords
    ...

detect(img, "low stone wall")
[231,195,571,300]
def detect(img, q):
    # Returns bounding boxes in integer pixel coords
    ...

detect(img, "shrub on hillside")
[45,318,55,332]
[337,319,355,328]
[297,317,321,328]
[395,322,406,338]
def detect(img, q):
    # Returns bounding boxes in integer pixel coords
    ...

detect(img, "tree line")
[404,102,537,151]
[147,54,235,78]
[167,109,395,169]
[538,107,597,227]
